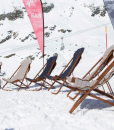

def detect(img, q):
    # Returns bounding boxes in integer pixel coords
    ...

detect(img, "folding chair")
[25,56,57,91]
[2,59,32,91]
[40,47,84,94]
[67,60,114,113]
[67,45,114,97]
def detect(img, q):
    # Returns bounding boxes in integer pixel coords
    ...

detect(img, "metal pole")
[105,26,107,50]
[105,26,108,66]
[40,0,44,68]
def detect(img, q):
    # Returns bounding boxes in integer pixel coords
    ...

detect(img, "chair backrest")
[84,45,114,80]
[39,56,57,79]
[59,48,84,79]
[99,66,114,85]
[95,62,114,89]
[12,59,32,81]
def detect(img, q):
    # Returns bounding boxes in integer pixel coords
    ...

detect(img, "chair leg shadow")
[80,98,114,110]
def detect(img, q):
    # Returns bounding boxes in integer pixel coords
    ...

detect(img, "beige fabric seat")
[2,59,32,91]
[67,78,98,90]
[67,66,114,91]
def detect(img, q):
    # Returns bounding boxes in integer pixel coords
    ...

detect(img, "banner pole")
[105,26,107,50]
[40,0,44,67]
[105,26,108,66]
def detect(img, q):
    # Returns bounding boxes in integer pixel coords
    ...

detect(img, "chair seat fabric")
[67,66,114,91]
[46,48,84,80]
[3,59,32,83]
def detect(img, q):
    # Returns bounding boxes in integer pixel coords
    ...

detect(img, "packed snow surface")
[0,0,114,129]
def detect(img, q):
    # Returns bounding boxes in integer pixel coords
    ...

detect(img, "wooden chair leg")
[2,82,8,90]
[27,81,45,91]
[2,82,13,91]
[2,88,13,91]
[67,91,80,100]
[69,93,86,113]
[26,79,28,86]
[51,85,63,95]
[44,80,55,89]
[102,85,105,92]
[67,90,73,97]
[104,77,114,99]
[25,81,32,90]
[26,78,47,91]
[48,80,56,91]
[51,80,66,95]
[17,81,23,91]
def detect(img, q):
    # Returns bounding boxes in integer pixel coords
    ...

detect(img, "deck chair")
[25,55,57,91]
[39,47,84,94]
[66,60,114,114]
[67,45,114,97]
[2,59,32,91]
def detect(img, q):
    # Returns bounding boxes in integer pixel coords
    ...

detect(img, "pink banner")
[23,0,44,55]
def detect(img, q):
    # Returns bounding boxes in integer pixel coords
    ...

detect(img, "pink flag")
[23,0,44,55]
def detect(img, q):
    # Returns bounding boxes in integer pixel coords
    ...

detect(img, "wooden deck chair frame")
[47,48,113,95]
[25,57,57,91]
[67,60,114,114]
[40,48,84,94]
[68,49,114,96]
[2,63,31,91]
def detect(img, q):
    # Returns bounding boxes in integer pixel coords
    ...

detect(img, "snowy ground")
[0,0,114,129]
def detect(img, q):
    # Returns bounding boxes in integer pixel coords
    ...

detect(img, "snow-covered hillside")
[0,0,114,129]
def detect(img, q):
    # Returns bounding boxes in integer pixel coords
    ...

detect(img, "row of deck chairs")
[2,45,114,114]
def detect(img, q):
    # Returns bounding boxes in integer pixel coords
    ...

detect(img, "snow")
[0,0,114,129]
